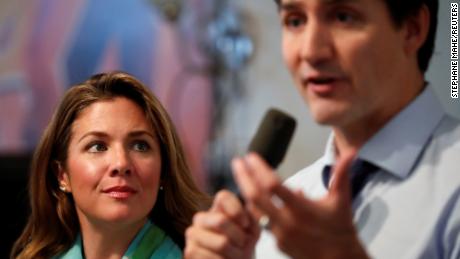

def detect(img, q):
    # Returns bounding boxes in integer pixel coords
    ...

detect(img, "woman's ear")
[56,161,72,193]
[403,4,430,56]
[159,178,166,191]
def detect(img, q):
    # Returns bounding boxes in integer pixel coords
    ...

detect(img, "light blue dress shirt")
[256,87,460,259]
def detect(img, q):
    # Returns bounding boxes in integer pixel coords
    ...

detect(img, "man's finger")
[211,190,250,229]
[329,152,356,202]
[185,226,242,257]
[193,211,248,248]
[231,157,257,199]
[184,241,226,259]
[245,153,280,193]
[232,157,284,226]
[245,153,316,215]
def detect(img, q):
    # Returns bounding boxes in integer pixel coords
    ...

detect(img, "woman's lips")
[102,186,137,199]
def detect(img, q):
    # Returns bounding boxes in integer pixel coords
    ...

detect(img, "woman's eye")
[87,142,107,153]
[335,11,355,24]
[133,141,150,152]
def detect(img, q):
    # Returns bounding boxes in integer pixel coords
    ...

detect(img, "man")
[185,0,460,258]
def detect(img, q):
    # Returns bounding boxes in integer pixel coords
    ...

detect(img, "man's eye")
[284,15,306,28]
[87,142,107,153]
[133,141,151,152]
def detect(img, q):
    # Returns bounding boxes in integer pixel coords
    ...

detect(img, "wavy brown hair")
[11,71,210,259]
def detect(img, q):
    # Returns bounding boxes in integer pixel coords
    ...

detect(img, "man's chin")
[305,93,349,123]
[310,109,347,126]
[313,117,338,126]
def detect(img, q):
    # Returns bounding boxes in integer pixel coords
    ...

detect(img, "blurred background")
[0,0,457,257]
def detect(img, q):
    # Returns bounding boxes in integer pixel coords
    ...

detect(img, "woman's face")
[58,97,162,227]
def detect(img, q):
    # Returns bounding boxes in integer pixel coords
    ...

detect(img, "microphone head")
[248,108,297,169]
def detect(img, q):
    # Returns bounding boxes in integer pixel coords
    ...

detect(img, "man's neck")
[333,75,426,160]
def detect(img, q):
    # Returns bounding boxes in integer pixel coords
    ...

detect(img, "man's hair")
[274,0,439,73]
[385,0,438,72]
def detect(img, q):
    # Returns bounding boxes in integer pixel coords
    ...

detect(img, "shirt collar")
[322,86,445,179]
[359,86,445,179]
[124,219,152,257]
[323,134,336,166]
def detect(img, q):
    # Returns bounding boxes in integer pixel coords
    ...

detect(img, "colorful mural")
[0,0,215,188]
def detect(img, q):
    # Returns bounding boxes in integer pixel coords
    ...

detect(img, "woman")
[11,72,210,258]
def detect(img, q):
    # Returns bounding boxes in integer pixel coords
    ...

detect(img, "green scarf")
[55,221,181,259]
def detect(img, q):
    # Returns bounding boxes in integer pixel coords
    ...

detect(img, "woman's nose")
[109,146,132,176]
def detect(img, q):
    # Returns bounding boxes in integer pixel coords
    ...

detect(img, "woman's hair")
[11,71,210,259]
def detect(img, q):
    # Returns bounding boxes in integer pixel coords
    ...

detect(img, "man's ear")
[403,4,430,56]
[56,161,72,193]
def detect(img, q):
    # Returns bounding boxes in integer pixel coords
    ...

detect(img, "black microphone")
[247,108,297,169]
[236,108,296,204]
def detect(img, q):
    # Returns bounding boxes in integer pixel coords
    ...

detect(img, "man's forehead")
[277,0,368,12]
[279,0,360,5]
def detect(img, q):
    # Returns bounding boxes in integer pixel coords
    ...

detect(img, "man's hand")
[233,152,369,259]
[184,190,260,259]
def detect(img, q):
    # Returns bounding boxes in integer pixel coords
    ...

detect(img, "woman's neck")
[78,218,147,259]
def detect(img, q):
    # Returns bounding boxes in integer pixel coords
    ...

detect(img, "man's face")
[280,0,416,128]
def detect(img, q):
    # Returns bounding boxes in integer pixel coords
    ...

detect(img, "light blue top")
[256,87,460,259]
[55,220,182,259]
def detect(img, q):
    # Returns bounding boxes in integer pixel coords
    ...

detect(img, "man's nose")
[109,146,132,176]
[300,21,334,66]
